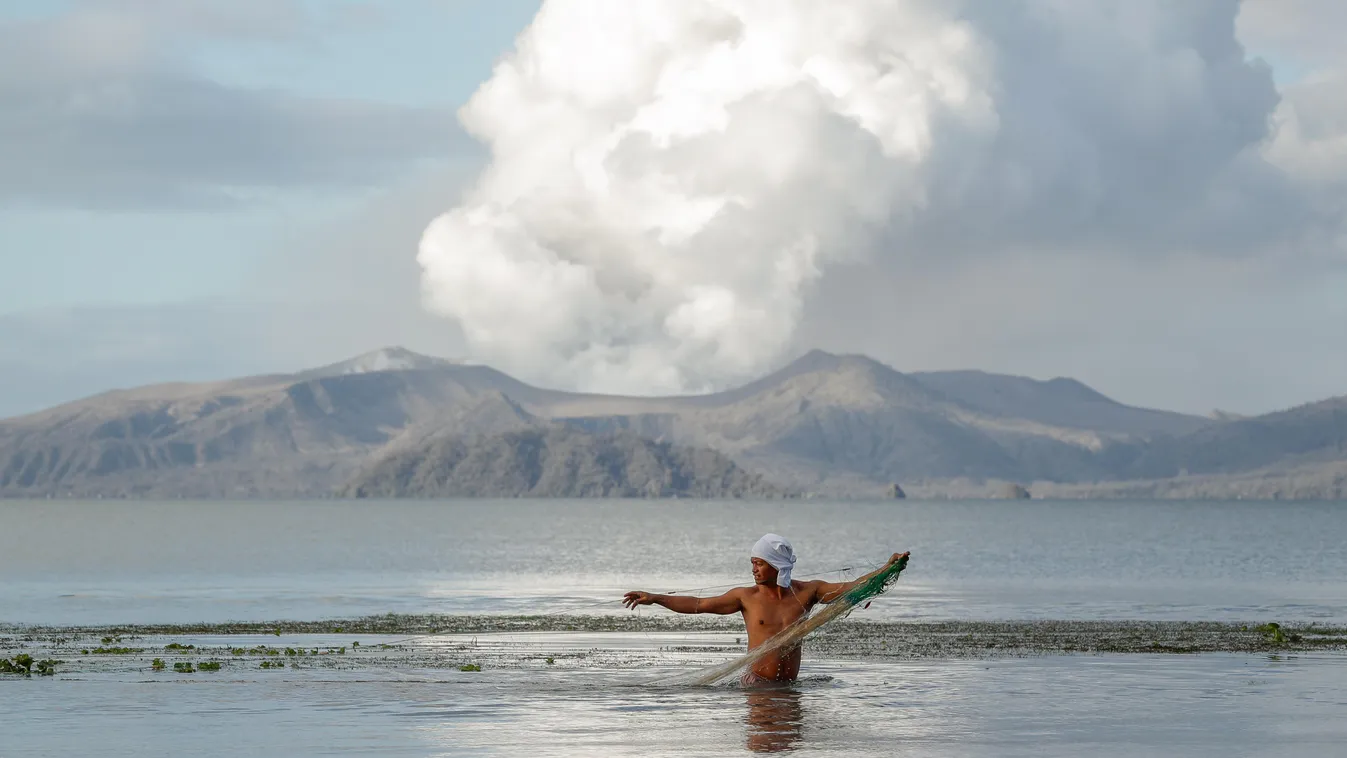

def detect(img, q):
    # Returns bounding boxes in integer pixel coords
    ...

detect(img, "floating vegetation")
[164,643,195,651]
[259,661,284,669]
[460,664,482,672]
[6,617,1347,679]
[151,658,166,671]
[198,662,222,672]
[1256,623,1288,645]
[89,647,143,655]
[1,654,57,676]
[101,636,124,645]
[173,662,195,673]
[352,641,360,648]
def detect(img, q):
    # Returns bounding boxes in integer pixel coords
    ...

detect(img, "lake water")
[3,499,1346,625]
[3,499,1346,756]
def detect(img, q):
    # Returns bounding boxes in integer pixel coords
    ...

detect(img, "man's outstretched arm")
[812,552,910,604]
[623,588,743,615]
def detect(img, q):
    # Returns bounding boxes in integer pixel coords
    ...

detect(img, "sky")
[1,0,1345,419]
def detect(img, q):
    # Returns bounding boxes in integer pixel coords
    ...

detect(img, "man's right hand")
[623,591,655,609]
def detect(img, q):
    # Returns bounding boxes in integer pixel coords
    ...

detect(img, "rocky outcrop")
[341,426,786,499]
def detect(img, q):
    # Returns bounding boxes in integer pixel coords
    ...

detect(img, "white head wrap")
[751,533,796,587]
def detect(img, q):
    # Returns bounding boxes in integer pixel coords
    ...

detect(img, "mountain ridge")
[3,346,1342,499]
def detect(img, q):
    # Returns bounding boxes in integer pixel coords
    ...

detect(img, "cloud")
[0,0,464,209]
[1238,0,1347,68]
[1236,0,1347,208]
[417,0,1334,397]
[793,252,1347,415]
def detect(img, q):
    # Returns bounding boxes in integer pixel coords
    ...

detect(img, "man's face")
[751,557,778,586]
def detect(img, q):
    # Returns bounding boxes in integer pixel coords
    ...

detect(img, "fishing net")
[664,555,909,686]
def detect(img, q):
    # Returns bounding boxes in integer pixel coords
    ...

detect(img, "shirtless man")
[622,533,909,685]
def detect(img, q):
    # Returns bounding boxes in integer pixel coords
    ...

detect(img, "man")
[623,533,909,685]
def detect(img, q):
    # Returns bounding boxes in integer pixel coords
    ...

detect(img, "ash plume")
[419,0,1280,394]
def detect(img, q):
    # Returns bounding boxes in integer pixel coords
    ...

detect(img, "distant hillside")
[0,350,545,498]
[4,345,1342,500]
[552,350,1208,491]
[342,426,783,499]
[1108,395,1347,479]
[910,370,1209,436]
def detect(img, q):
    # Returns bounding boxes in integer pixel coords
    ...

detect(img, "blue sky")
[1,0,539,312]
[1,0,1345,419]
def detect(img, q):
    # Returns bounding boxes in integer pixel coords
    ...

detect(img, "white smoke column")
[419,0,996,393]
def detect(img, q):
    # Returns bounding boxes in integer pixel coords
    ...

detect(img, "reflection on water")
[6,654,1347,757]
[744,688,804,753]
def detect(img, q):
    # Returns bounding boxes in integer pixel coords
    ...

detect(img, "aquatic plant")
[198,662,222,672]
[545,657,555,665]
[352,641,359,648]
[151,658,166,671]
[259,661,285,669]
[173,662,195,673]
[164,643,195,651]
[231,648,246,656]
[101,636,123,645]
[460,664,482,672]
[1257,623,1287,645]
[90,647,143,655]
[1,654,33,674]
[4,655,60,677]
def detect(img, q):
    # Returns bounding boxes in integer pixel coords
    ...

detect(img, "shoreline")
[6,616,1347,663]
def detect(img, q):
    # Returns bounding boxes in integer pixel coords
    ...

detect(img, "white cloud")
[418,0,1337,397]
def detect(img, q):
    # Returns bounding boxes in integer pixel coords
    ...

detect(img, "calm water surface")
[3,500,1346,756]
[7,650,1347,757]
[2,499,1344,624]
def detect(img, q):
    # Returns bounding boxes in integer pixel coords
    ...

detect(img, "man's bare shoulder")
[792,579,827,598]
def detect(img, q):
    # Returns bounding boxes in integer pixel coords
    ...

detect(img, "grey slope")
[911,370,1210,436]
[343,425,784,499]
[8,345,1341,500]
[1111,394,1347,479]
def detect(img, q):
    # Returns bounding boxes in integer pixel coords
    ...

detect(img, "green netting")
[664,555,909,687]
